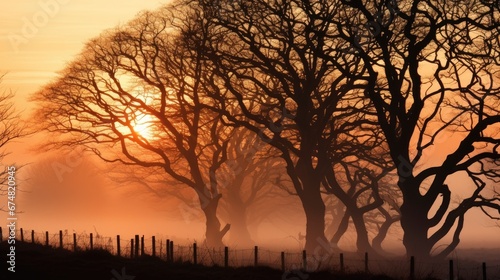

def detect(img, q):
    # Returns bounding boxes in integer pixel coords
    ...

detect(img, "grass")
[0,241,440,280]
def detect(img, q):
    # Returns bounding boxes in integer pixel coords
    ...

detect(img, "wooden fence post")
[449,260,454,280]
[90,233,93,250]
[281,252,285,272]
[130,239,134,258]
[482,262,487,280]
[73,233,77,251]
[159,239,163,258]
[31,230,35,244]
[141,236,145,256]
[224,246,229,268]
[410,256,415,280]
[254,246,258,267]
[170,240,174,261]
[152,236,156,257]
[340,253,344,273]
[166,239,170,262]
[193,243,197,265]
[116,235,121,257]
[59,230,63,249]
[135,235,139,258]
[302,250,307,271]
[45,231,49,246]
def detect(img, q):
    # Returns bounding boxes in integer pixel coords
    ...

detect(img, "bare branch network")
[28,0,500,260]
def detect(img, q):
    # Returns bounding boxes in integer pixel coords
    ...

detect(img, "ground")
[0,241,438,280]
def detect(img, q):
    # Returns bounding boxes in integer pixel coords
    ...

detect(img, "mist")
[14,150,313,250]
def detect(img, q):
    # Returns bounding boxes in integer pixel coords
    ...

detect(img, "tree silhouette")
[29,0,500,259]
[0,75,29,210]
[324,157,399,255]
[217,128,282,246]
[335,0,500,258]
[31,9,233,247]
[189,0,381,254]
[106,127,298,248]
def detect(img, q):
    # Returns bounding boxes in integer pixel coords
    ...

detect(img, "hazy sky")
[1,0,166,108]
[1,0,499,252]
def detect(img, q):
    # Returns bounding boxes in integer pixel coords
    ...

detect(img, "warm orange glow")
[132,113,154,140]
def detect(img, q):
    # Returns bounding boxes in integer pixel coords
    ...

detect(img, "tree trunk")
[329,209,350,248]
[350,211,375,255]
[400,196,432,259]
[200,193,229,248]
[299,183,330,256]
[372,206,400,255]
[227,200,254,247]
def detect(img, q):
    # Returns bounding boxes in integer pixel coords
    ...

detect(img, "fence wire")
[2,227,499,280]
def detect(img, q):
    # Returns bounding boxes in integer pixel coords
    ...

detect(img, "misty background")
[1,0,500,266]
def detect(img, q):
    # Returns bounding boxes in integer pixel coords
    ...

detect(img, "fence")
[1,227,499,280]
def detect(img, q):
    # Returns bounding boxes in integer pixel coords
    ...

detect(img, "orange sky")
[1,0,499,252]
[1,0,166,109]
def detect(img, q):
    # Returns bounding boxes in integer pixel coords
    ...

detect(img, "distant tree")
[106,127,298,248]
[324,169,401,255]
[0,75,29,210]
[216,127,299,247]
[30,8,233,247]
[335,0,500,259]
[318,108,396,255]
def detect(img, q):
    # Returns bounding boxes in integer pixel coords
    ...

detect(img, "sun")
[132,113,154,140]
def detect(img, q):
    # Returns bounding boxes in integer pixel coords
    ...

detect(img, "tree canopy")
[31,0,500,259]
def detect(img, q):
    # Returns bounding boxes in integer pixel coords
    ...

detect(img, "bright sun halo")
[132,114,154,140]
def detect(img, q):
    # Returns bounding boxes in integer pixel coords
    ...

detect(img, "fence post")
[364,252,369,273]
[117,235,121,257]
[340,253,344,273]
[59,230,63,249]
[90,233,93,250]
[482,262,486,280]
[31,230,35,244]
[20,228,24,242]
[281,252,285,272]
[45,231,49,246]
[170,240,174,261]
[159,239,163,258]
[193,243,197,265]
[254,246,258,267]
[73,233,77,251]
[166,239,170,262]
[152,236,156,257]
[410,256,415,280]
[135,235,139,258]
[302,250,307,271]
[141,236,145,256]
[225,246,229,268]
[449,260,454,280]
[130,239,134,258]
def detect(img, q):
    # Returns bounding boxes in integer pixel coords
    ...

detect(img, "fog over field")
[2,1,500,280]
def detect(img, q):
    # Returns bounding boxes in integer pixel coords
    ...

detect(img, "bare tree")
[335,0,500,259]
[106,127,296,248]
[30,8,233,247]
[0,75,29,210]
[324,161,399,255]
[191,0,375,253]
[216,128,275,246]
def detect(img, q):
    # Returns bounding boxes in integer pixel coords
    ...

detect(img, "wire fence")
[1,227,500,280]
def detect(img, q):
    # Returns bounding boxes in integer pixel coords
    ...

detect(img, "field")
[2,239,500,280]
[0,241,416,280]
